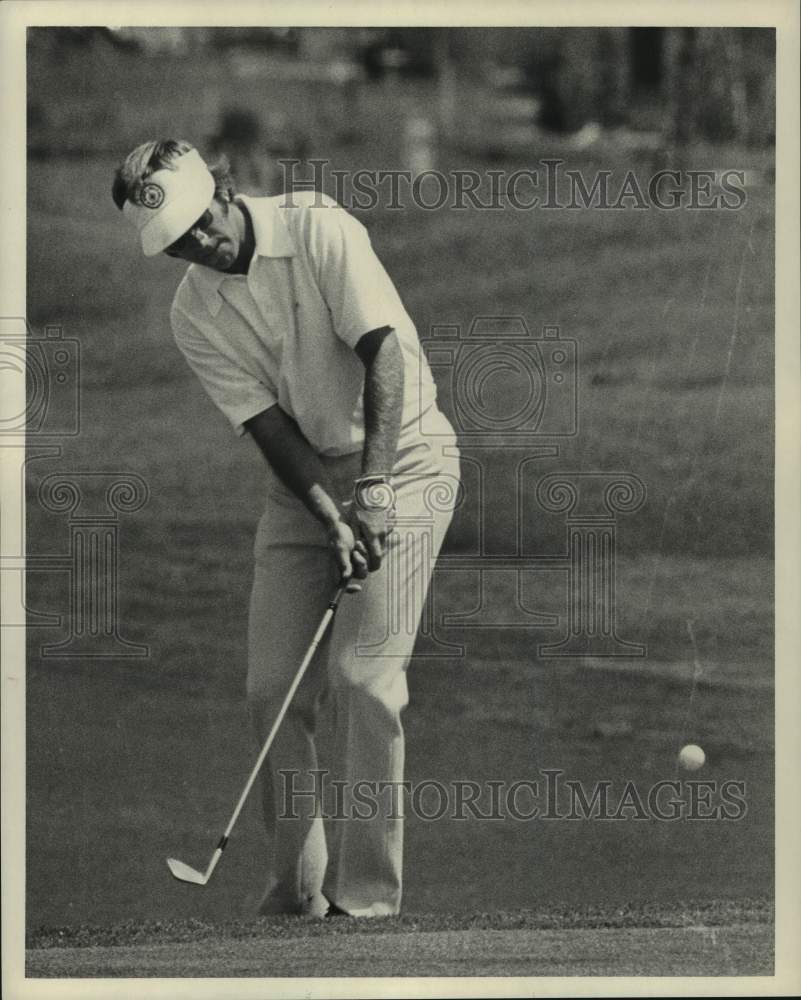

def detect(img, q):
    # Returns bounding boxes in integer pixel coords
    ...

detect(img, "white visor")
[122,148,216,257]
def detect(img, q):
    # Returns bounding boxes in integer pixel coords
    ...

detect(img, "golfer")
[112,140,460,917]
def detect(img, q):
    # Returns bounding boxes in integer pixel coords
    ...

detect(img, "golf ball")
[678,743,706,771]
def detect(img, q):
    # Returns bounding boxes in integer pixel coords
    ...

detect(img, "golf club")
[167,583,347,886]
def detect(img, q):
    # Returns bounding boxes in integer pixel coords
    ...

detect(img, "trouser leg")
[248,429,460,917]
[247,546,334,913]
[322,463,458,916]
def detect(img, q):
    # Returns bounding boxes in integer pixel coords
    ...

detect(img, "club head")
[167,857,208,885]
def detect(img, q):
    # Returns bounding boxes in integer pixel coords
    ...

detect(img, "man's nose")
[193,228,213,248]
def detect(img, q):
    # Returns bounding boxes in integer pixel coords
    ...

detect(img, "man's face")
[164,197,241,271]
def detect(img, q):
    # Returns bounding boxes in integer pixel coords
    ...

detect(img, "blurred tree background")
[28,26,775,175]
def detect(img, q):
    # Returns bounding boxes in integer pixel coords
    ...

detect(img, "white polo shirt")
[169,191,437,456]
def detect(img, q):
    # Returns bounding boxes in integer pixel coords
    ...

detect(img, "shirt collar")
[191,194,297,315]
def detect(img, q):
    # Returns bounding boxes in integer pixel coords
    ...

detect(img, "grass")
[28,897,773,949]
[25,653,773,930]
[26,906,774,977]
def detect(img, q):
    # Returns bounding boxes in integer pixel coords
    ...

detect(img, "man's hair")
[111,139,236,210]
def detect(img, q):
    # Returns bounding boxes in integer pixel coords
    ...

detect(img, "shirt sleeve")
[170,302,278,436]
[303,201,407,349]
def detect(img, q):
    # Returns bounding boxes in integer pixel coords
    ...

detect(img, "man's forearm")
[243,405,342,529]
[358,328,404,477]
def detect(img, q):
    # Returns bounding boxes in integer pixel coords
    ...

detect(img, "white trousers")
[247,419,460,916]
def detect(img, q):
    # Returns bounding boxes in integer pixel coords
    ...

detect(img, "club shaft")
[218,585,345,844]
[203,847,224,882]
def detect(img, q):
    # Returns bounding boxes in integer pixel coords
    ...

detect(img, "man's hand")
[351,476,396,572]
[327,518,369,593]
[244,406,372,592]
[350,505,392,572]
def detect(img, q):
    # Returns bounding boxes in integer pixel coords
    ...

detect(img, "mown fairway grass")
[27,899,773,977]
[25,653,773,931]
[27,924,773,978]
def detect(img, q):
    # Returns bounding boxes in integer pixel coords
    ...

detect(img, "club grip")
[328,584,347,612]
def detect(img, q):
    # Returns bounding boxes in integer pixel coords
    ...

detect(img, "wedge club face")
[167,857,209,885]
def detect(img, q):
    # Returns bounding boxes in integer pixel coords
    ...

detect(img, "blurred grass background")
[24,27,774,931]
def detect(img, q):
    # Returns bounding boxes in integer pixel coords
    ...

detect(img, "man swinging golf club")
[112,140,460,918]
